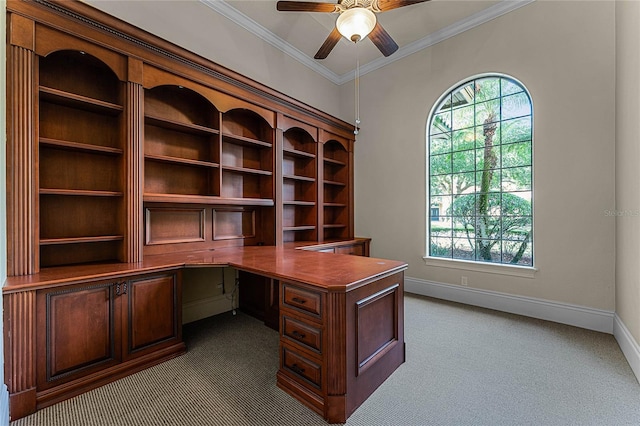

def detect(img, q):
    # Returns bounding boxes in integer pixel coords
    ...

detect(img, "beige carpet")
[11,294,640,425]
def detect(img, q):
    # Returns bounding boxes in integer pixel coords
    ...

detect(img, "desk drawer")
[282,284,322,318]
[283,316,322,353]
[282,346,322,390]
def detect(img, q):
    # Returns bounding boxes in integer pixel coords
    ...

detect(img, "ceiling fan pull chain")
[354,42,360,135]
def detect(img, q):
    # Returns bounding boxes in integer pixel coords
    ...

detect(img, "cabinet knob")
[292,297,306,304]
[292,330,306,340]
[290,363,305,375]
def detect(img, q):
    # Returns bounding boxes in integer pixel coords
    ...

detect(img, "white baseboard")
[182,295,235,324]
[405,276,615,333]
[614,314,640,383]
[0,383,8,426]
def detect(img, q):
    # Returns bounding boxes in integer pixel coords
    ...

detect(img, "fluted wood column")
[125,58,144,262]
[3,291,37,419]
[7,14,37,276]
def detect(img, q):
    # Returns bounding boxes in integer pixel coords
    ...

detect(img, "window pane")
[501,192,532,216]
[452,105,475,130]
[431,218,452,237]
[475,99,500,126]
[502,240,533,266]
[453,150,475,173]
[501,117,531,144]
[502,216,532,240]
[437,94,453,112]
[476,239,502,262]
[502,141,532,168]
[430,153,451,175]
[431,111,451,135]
[502,167,531,191]
[430,237,452,258]
[452,128,476,151]
[475,78,500,102]
[501,78,524,96]
[430,133,451,155]
[453,237,475,260]
[451,172,475,195]
[502,92,532,120]
[453,217,474,239]
[450,194,475,217]
[431,195,451,216]
[475,148,501,172]
[451,82,474,107]
[430,175,451,196]
[476,121,502,147]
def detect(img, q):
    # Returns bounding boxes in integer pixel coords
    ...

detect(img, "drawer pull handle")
[291,363,305,375]
[292,297,306,304]
[292,330,306,340]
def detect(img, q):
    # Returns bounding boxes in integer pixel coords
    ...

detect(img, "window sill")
[422,256,537,278]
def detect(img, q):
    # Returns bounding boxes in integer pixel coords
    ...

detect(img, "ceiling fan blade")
[377,0,431,12]
[314,27,342,59]
[277,1,339,12]
[368,22,399,57]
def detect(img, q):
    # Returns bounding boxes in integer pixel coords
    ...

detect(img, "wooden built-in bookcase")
[6,0,355,274]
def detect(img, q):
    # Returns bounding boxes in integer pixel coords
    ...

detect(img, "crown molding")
[200,0,342,84]
[201,0,535,86]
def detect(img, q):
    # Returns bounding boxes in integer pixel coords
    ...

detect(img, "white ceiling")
[200,0,533,84]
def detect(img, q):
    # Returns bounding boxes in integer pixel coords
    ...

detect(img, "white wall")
[615,0,640,377]
[352,1,616,311]
[85,0,344,118]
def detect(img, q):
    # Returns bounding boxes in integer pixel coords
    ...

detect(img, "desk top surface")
[3,245,407,293]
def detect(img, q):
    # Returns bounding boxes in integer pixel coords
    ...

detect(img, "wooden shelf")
[284,174,315,182]
[40,86,123,115]
[40,189,123,197]
[284,201,316,206]
[324,203,347,207]
[145,114,219,136]
[143,193,274,206]
[145,154,219,169]
[222,165,272,176]
[324,224,347,229]
[40,137,123,155]
[40,235,125,246]
[324,157,346,166]
[222,133,272,148]
[283,148,315,159]
[283,226,316,232]
[324,179,347,187]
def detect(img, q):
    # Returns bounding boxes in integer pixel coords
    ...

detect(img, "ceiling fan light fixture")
[336,7,376,42]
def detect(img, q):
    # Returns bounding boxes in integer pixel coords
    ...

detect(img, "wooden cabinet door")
[123,272,182,359]
[36,280,122,389]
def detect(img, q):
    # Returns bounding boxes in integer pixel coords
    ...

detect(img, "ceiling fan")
[276,0,430,59]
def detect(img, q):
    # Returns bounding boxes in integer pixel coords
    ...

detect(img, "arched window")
[427,75,533,266]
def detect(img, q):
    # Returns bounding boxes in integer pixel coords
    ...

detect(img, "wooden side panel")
[343,272,405,421]
[126,273,180,355]
[4,291,37,419]
[6,43,37,276]
[145,207,205,245]
[355,284,398,375]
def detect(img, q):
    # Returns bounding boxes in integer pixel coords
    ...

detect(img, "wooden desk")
[3,246,407,423]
